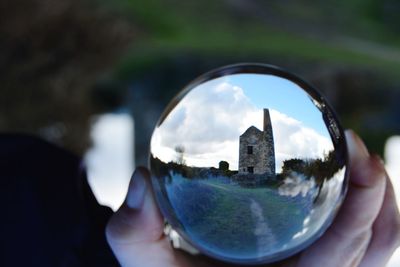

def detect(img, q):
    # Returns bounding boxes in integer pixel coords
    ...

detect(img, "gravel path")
[250,198,277,257]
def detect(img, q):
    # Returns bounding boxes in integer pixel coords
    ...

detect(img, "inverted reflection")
[150,66,347,264]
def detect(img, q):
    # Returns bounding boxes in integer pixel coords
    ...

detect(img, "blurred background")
[1,0,400,264]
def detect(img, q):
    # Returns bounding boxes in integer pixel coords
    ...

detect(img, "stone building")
[238,109,275,176]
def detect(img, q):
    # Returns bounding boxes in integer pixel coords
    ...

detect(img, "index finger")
[297,130,387,267]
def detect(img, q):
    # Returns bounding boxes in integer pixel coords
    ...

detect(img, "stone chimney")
[263,108,272,132]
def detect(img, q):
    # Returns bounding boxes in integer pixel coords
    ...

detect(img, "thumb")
[106,167,164,248]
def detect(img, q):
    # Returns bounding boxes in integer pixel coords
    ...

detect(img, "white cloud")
[151,80,334,171]
[270,110,334,171]
[278,172,317,198]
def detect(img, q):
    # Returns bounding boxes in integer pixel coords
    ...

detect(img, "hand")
[106,130,400,267]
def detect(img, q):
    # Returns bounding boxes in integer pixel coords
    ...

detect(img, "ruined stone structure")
[238,109,275,176]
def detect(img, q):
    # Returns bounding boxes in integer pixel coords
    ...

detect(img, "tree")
[219,161,229,171]
[281,158,306,175]
[174,145,186,165]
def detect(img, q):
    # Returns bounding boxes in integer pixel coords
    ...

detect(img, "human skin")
[106,130,400,267]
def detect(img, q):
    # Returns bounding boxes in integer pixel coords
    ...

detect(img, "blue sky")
[227,74,330,138]
[151,74,334,169]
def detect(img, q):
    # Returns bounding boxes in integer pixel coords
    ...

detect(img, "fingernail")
[370,154,386,172]
[345,130,369,161]
[126,168,147,209]
[364,154,387,186]
[352,154,387,187]
[372,154,385,165]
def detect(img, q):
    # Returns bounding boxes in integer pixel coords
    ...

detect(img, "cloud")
[278,172,317,198]
[270,110,334,171]
[151,79,334,171]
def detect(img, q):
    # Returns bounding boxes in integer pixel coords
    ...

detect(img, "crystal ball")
[149,64,348,265]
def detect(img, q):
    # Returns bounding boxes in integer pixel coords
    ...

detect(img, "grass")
[163,174,309,259]
[105,0,400,80]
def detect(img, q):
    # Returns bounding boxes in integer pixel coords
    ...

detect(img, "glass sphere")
[149,64,348,265]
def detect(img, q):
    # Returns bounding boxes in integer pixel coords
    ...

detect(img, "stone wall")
[238,109,275,177]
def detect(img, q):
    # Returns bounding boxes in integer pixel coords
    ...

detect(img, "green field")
[108,0,400,78]
[163,174,311,259]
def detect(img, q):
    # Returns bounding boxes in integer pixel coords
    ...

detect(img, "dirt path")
[250,198,277,257]
[201,180,231,191]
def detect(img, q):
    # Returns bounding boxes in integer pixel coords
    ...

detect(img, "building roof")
[240,125,263,137]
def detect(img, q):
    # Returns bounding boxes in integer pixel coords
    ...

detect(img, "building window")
[247,166,254,174]
[247,145,253,154]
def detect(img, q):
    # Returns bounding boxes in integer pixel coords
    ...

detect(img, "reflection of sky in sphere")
[227,74,328,136]
[151,74,334,171]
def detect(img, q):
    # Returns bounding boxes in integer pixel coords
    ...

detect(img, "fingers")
[359,176,400,267]
[333,157,384,235]
[297,130,387,267]
[106,168,203,267]
[105,168,238,267]
[106,167,164,245]
[329,131,387,238]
